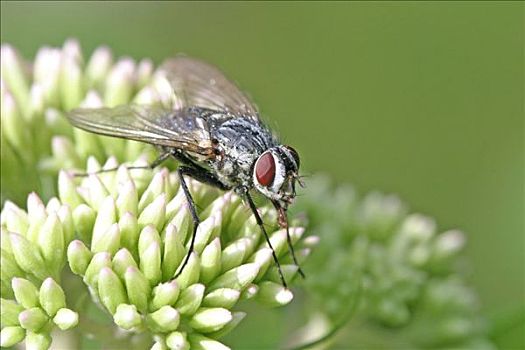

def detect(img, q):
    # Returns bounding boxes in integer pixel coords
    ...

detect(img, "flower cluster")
[1,160,312,349]
[0,41,314,349]
[291,176,491,349]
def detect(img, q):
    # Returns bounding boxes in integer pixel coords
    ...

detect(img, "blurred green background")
[1,1,523,348]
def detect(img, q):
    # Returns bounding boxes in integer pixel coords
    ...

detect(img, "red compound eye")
[255,152,275,187]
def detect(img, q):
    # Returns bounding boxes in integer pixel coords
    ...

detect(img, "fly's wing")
[67,104,214,157]
[161,56,260,120]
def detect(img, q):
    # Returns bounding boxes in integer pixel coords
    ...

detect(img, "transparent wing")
[67,104,214,156]
[160,56,260,119]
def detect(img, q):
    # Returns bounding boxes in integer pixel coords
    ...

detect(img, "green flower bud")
[52,308,79,330]
[119,212,140,260]
[0,326,25,347]
[166,205,190,243]
[1,298,24,326]
[209,263,259,292]
[221,237,252,273]
[92,223,120,255]
[166,331,190,350]
[59,49,84,110]
[18,307,48,332]
[146,305,180,333]
[67,240,92,275]
[91,196,116,247]
[255,281,293,307]
[12,277,39,308]
[150,280,180,311]
[189,307,232,333]
[37,212,64,275]
[138,194,166,231]
[175,283,204,316]
[57,205,75,246]
[9,232,49,280]
[58,171,83,208]
[139,170,168,211]
[249,248,273,280]
[0,45,30,114]
[1,252,24,288]
[208,311,246,339]
[175,252,200,290]
[200,237,222,284]
[192,216,218,255]
[25,331,52,350]
[140,242,162,287]
[2,201,29,235]
[104,58,135,107]
[85,46,113,89]
[202,288,240,309]
[116,180,138,218]
[39,278,66,317]
[162,224,185,281]
[188,334,230,350]
[83,252,111,289]
[138,225,161,258]
[98,267,127,314]
[112,248,138,279]
[124,266,151,313]
[73,204,96,243]
[113,304,142,330]
[51,136,81,169]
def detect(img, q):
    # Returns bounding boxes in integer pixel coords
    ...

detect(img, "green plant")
[1,40,492,349]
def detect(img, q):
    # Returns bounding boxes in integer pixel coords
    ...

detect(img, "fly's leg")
[173,166,228,278]
[275,205,306,279]
[244,191,288,289]
[72,152,172,177]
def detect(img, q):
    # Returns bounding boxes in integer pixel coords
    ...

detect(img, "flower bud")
[58,171,83,208]
[92,223,120,255]
[138,194,166,232]
[119,212,140,260]
[189,308,232,333]
[9,233,49,280]
[113,304,141,330]
[98,267,127,314]
[175,284,204,316]
[200,237,222,284]
[73,204,96,243]
[146,305,180,333]
[39,278,66,317]
[209,263,259,292]
[112,248,138,279]
[140,242,162,287]
[150,280,180,311]
[116,180,138,218]
[25,331,51,350]
[53,308,79,330]
[83,252,111,289]
[0,326,25,347]
[18,307,48,332]
[208,311,246,339]
[188,334,231,350]
[1,298,24,326]
[12,277,39,309]
[124,266,151,313]
[67,240,92,275]
[162,224,185,280]
[175,252,200,290]
[91,196,116,247]
[255,281,293,307]
[166,331,190,350]
[202,288,240,309]
[37,212,64,275]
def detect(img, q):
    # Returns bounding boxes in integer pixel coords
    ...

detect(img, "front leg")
[242,189,288,289]
[174,166,228,278]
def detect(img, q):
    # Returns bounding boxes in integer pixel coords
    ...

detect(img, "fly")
[67,56,304,288]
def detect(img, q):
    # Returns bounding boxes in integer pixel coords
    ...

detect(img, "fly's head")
[252,145,302,221]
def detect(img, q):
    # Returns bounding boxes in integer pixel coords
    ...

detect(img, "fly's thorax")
[209,116,276,187]
[252,145,301,206]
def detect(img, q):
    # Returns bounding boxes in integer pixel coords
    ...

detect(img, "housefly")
[67,56,304,288]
